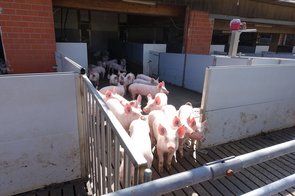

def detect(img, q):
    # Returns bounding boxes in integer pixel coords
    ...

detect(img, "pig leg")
[166,151,175,171]
[178,138,185,158]
[157,148,164,173]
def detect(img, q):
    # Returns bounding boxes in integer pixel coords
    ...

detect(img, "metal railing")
[55,51,86,74]
[56,53,150,195]
[78,75,150,195]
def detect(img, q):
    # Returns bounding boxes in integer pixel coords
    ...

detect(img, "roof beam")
[52,0,185,17]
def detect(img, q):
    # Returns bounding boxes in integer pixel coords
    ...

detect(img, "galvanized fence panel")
[79,75,149,195]
[57,53,150,195]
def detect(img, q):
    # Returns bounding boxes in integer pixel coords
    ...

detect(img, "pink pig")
[99,84,125,97]
[119,118,153,184]
[177,104,206,158]
[103,90,142,110]
[128,81,169,99]
[148,110,185,173]
[106,97,142,131]
[143,93,168,113]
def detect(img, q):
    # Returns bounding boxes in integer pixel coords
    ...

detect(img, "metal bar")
[90,95,96,193]
[241,173,295,196]
[107,124,112,192]
[144,169,152,183]
[105,139,295,196]
[95,105,101,195]
[101,120,106,194]
[114,137,120,191]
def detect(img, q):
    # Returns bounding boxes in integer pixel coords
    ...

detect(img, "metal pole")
[104,139,295,196]
[241,173,295,196]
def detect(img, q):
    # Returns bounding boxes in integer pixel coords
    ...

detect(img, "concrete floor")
[96,76,203,111]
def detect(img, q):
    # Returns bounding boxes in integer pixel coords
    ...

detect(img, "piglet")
[99,84,125,97]
[133,78,159,86]
[109,74,119,86]
[148,110,185,172]
[88,72,100,87]
[119,118,153,184]
[177,104,206,158]
[124,72,135,87]
[136,74,158,82]
[143,93,168,113]
[128,81,169,99]
[105,98,142,131]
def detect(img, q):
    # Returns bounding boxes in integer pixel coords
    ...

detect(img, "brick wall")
[0,0,56,73]
[183,8,214,54]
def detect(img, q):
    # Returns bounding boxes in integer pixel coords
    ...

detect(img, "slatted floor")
[15,127,295,196]
[15,179,87,196]
[151,127,295,196]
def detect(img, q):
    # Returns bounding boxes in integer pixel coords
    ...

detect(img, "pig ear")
[124,104,132,114]
[173,116,180,127]
[127,75,131,80]
[177,125,186,139]
[137,95,142,104]
[147,93,152,100]
[105,90,112,99]
[155,96,161,105]
[158,81,163,88]
[188,116,196,127]
[158,124,166,136]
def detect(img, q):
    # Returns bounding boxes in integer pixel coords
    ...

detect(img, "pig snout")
[168,146,175,152]
[143,107,148,113]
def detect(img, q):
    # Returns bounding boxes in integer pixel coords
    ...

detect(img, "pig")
[90,65,106,78]
[136,74,158,82]
[108,62,126,75]
[133,78,159,86]
[106,90,142,110]
[106,97,142,131]
[119,118,153,184]
[109,74,119,86]
[99,84,125,97]
[88,72,100,87]
[118,71,126,85]
[128,81,169,100]
[124,73,135,87]
[177,104,206,158]
[148,110,185,172]
[143,93,168,113]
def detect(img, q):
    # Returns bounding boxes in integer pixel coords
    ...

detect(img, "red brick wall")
[0,0,56,73]
[183,8,214,54]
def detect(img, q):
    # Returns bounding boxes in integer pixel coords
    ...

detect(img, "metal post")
[228,31,241,57]
[104,139,295,196]
[228,29,257,57]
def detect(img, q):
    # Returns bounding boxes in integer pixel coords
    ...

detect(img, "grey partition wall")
[184,54,214,93]
[201,64,295,147]
[159,53,185,86]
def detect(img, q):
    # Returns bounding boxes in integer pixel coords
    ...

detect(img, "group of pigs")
[87,58,127,87]
[96,73,207,181]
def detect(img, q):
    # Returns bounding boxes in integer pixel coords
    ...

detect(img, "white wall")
[201,64,295,147]
[210,45,225,54]
[143,44,166,75]
[255,45,269,54]
[56,42,88,69]
[0,73,81,195]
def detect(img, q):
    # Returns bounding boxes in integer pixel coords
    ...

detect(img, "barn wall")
[0,0,56,73]
[183,9,214,54]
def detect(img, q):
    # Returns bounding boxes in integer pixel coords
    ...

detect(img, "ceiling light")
[122,0,156,6]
